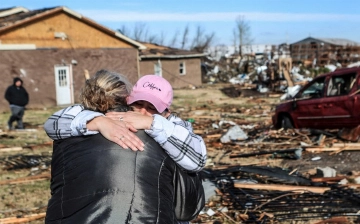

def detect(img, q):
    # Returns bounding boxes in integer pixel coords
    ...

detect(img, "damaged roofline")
[0,7,29,18]
[115,32,146,50]
[140,53,207,59]
[61,6,82,19]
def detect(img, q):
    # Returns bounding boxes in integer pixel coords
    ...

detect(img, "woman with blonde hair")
[45,69,144,150]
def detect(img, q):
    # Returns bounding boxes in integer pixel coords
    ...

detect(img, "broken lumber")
[305,147,360,153]
[230,148,301,158]
[204,134,222,139]
[0,212,46,223]
[234,183,330,194]
[311,176,346,182]
[282,69,294,87]
[13,129,38,132]
[0,173,50,185]
[332,143,360,148]
[0,147,23,152]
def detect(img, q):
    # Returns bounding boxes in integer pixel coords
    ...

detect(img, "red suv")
[272,67,360,129]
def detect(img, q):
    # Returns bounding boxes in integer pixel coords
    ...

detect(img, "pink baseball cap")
[127,75,173,113]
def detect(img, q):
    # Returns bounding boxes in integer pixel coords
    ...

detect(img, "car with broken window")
[272,67,360,129]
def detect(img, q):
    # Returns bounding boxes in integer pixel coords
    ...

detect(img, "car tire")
[280,115,293,129]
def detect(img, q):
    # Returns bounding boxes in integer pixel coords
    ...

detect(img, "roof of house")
[140,42,207,59]
[0,6,29,18]
[316,38,359,46]
[291,37,359,46]
[0,6,146,50]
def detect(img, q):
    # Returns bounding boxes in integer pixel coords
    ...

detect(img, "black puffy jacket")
[45,131,179,224]
[4,77,29,106]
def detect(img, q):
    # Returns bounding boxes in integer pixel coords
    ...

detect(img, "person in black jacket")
[4,77,29,129]
[46,131,180,223]
[45,70,204,223]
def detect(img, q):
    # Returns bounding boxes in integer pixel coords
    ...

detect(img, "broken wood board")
[0,147,23,152]
[0,212,46,224]
[13,129,38,132]
[234,183,330,194]
[305,147,360,154]
[0,173,50,185]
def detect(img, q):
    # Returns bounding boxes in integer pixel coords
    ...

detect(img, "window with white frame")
[154,60,162,76]
[179,61,186,75]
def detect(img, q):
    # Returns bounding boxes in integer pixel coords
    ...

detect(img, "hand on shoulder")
[88,116,144,151]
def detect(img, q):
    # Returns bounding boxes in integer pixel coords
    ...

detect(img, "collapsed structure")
[203,37,360,94]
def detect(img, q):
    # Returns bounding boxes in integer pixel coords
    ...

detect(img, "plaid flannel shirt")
[44,104,207,172]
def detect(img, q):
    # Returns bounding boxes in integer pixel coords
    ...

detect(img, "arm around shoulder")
[146,114,207,172]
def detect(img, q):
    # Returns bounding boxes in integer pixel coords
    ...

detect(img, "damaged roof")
[0,7,57,26]
[0,6,29,18]
[291,37,359,46]
[317,37,360,46]
[140,42,207,59]
[0,6,146,50]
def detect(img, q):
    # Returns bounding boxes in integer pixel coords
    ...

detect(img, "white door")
[54,65,73,105]
[154,59,162,76]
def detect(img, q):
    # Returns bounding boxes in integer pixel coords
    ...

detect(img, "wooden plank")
[311,176,346,182]
[282,69,294,87]
[0,147,23,152]
[305,147,343,152]
[0,212,46,223]
[234,183,330,194]
[0,173,50,185]
[305,147,360,153]
[332,143,360,148]
[204,134,222,139]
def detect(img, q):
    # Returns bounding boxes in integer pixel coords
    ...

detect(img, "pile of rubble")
[202,51,360,103]
[180,101,360,223]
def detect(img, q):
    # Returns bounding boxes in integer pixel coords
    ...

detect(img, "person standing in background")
[4,77,29,130]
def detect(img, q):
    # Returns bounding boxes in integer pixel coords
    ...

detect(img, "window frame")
[179,61,186,75]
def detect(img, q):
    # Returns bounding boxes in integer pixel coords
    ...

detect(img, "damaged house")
[290,37,360,67]
[0,6,146,110]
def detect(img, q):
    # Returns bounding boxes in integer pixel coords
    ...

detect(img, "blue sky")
[2,0,360,47]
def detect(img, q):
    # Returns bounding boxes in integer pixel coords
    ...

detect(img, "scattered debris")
[0,154,52,170]
[182,98,360,223]
[198,166,360,223]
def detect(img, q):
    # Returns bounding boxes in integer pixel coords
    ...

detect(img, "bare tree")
[180,25,189,49]
[234,15,253,56]
[169,30,179,47]
[116,22,215,51]
[190,25,204,49]
[133,22,148,41]
[190,25,215,53]
[158,31,166,46]
[232,28,238,54]
[193,33,215,53]
[147,34,158,44]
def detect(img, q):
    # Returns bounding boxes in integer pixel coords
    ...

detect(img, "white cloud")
[78,10,360,22]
